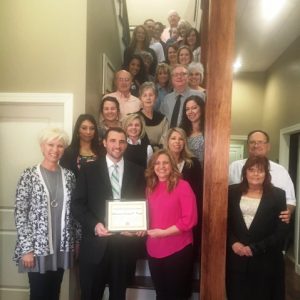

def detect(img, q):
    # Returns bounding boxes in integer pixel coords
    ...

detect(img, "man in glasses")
[160,64,205,127]
[229,129,296,221]
[105,70,142,120]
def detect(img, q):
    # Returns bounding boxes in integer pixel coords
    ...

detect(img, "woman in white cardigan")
[13,127,79,300]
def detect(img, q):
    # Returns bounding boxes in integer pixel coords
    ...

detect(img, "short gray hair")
[38,127,69,148]
[139,81,157,97]
[188,62,204,83]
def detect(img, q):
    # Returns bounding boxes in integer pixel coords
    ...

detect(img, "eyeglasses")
[172,72,188,78]
[248,141,268,146]
[117,78,131,82]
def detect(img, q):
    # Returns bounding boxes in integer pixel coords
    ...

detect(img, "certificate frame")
[106,200,148,232]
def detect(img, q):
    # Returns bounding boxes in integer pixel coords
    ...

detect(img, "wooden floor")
[286,257,300,300]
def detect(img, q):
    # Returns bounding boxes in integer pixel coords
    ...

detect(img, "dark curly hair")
[180,95,205,136]
[122,54,148,84]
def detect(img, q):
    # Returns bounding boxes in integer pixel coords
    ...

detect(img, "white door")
[229,144,244,163]
[0,93,73,299]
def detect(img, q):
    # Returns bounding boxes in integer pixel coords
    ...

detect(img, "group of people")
[122,10,205,100]
[12,8,296,300]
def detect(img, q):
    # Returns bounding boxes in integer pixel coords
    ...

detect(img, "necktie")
[111,164,120,199]
[170,94,182,128]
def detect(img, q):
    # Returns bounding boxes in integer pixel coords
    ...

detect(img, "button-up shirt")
[105,91,142,120]
[159,87,205,127]
[106,155,124,194]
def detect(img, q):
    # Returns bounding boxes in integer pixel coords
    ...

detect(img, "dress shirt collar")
[116,90,131,101]
[106,155,124,170]
[174,87,190,98]
[127,137,141,145]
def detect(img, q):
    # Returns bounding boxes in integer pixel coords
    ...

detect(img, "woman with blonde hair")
[165,127,203,257]
[145,149,197,299]
[154,63,172,111]
[13,127,79,300]
[122,113,153,169]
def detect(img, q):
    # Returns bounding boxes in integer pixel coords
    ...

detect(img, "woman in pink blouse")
[145,149,197,300]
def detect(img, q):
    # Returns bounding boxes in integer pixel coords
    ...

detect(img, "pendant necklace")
[43,167,59,208]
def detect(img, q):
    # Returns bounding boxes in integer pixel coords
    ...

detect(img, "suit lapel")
[121,160,131,199]
[248,192,268,232]
[98,157,113,198]
[233,192,250,233]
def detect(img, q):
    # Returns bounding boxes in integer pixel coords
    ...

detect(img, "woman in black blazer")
[227,156,289,300]
[164,127,203,259]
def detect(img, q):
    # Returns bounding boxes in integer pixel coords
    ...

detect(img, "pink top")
[106,91,141,120]
[146,179,197,258]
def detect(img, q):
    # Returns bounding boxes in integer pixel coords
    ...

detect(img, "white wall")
[127,0,197,27]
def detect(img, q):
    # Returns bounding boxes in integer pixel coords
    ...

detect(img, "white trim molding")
[0,93,73,137]
[230,134,247,141]
[279,124,300,169]
[279,123,300,275]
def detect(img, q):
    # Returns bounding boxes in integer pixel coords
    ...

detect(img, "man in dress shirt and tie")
[160,64,205,127]
[72,127,145,300]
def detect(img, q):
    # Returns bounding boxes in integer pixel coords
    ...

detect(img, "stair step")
[129,276,200,293]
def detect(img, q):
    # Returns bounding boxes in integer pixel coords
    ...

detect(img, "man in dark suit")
[72,127,145,300]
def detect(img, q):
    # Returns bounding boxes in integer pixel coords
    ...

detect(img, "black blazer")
[227,184,288,272]
[182,157,203,257]
[60,147,80,178]
[71,156,145,263]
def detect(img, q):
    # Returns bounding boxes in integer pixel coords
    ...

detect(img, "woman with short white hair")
[13,127,79,300]
[188,62,205,93]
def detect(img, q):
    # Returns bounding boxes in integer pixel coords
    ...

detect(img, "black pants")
[28,269,64,300]
[148,244,193,300]
[79,236,138,300]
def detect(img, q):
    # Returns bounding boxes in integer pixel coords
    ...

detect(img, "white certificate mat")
[106,200,148,232]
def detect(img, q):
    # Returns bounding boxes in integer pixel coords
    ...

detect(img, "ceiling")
[235,0,300,72]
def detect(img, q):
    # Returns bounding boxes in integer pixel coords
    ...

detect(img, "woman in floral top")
[60,114,100,178]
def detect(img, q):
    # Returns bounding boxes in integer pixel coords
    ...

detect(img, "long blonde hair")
[145,149,181,195]
[164,127,194,167]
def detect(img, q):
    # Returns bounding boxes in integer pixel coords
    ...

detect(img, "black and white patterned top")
[13,164,78,264]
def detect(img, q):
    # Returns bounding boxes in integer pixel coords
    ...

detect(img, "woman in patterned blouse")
[60,114,100,178]
[13,127,79,300]
[180,95,205,166]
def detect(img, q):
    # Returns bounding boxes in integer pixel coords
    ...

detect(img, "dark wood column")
[200,1,236,299]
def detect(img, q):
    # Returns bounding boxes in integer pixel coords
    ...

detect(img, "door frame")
[0,93,73,136]
[280,123,300,274]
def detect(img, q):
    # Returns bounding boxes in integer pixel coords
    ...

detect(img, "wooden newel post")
[200,0,236,299]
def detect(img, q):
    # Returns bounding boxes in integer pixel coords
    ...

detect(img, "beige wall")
[231,72,266,135]
[0,0,87,120]
[231,35,300,160]
[85,0,123,118]
[127,0,196,27]
[0,0,124,125]
[262,36,300,159]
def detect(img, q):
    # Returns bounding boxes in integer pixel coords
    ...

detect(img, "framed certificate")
[106,200,148,232]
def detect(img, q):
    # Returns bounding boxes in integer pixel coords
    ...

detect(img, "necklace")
[42,167,59,208]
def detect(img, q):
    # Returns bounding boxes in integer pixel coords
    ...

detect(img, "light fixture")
[261,0,285,21]
[233,57,242,73]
